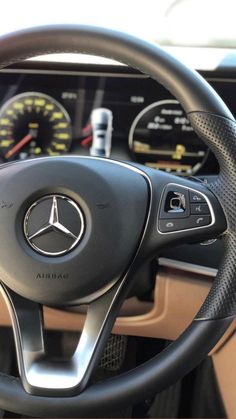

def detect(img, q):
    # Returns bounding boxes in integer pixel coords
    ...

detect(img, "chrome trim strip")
[205,77,236,83]
[158,257,217,278]
[0,67,233,82]
[0,68,147,78]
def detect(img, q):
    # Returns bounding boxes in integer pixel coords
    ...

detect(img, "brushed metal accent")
[0,279,126,396]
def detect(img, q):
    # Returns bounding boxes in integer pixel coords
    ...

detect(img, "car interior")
[0,1,236,418]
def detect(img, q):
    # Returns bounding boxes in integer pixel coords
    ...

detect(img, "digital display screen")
[0,68,232,175]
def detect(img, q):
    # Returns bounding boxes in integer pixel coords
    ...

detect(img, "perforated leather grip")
[188,112,236,319]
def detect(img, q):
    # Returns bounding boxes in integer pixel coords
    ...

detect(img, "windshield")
[1,0,235,48]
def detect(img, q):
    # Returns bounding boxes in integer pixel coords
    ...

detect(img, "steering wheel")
[0,25,235,417]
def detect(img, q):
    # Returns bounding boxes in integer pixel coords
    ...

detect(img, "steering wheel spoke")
[0,278,126,396]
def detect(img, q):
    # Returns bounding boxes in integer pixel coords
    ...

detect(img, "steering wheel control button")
[189,215,211,227]
[190,203,210,215]
[159,219,182,232]
[158,183,213,233]
[159,214,211,233]
[24,194,85,256]
[189,191,206,203]
[169,192,186,213]
[159,185,190,219]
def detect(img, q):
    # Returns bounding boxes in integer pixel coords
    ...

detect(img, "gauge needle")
[81,135,93,146]
[5,133,33,159]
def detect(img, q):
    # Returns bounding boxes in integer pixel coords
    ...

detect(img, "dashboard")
[1,63,235,177]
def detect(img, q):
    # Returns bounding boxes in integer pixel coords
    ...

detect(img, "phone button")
[159,215,211,232]
[190,215,211,227]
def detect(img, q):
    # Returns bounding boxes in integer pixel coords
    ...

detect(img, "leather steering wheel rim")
[0,25,235,417]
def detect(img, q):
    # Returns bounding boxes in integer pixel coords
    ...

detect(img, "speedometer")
[0,92,72,161]
[129,99,209,175]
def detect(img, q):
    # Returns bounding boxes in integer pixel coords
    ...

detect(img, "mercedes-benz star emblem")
[24,195,85,256]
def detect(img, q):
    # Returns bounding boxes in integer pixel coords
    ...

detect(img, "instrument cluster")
[0,65,233,175]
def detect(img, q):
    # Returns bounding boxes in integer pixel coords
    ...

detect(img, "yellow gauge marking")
[172,144,186,160]
[24,99,33,106]
[54,133,70,140]
[52,142,67,151]
[34,99,45,107]
[133,141,150,152]
[28,122,39,129]
[50,112,63,121]
[0,118,12,126]
[33,147,42,155]
[6,110,13,116]
[27,107,32,112]
[46,148,60,156]
[0,140,14,147]
[0,130,9,136]
[45,104,54,111]
[53,122,68,129]
[13,102,24,110]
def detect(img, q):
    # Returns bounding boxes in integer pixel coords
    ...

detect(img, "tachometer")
[129,99,209,175]
[0,92,72,161]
